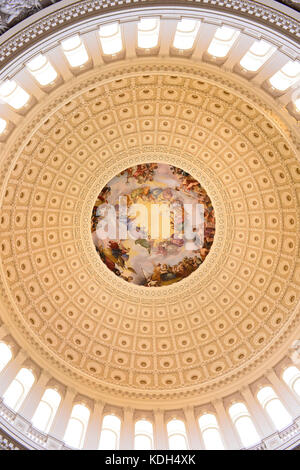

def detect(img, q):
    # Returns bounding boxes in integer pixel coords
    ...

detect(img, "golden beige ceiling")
[0,64,299,402]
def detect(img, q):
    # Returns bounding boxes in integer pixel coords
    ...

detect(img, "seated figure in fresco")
[97,240,130,274]
[160,264,177,282]
[108,241,129,268]
[91,206,99,232]
[95,186,111,205]
[120,274,134,283]
[120,166,134,182]
[97,246,117,274]
[120,163,158,184]
[145,255,202,287]
[145,264,162,286]
[172,262,186,278]
[199,247,209,261]
[129,186,152,204]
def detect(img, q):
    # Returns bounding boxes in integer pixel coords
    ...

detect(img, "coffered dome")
[0,0,299,451]
[1,63,299,402]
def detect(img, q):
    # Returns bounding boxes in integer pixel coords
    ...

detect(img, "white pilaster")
[48,388,76,441]
[240,385,275,437]
[192,23,218,61]
[119,407,134,450]
[18,370,50,421]
[159,19,178,56]
[47,47,74,82]
[266,369,300,419]
[122,21,138,59]
[15,69,46,101]
[0,349,27,397]
[252,50,289,85]
[0,102,22,124]
[183,406,203,450]
[212,399,241,450]
[83,401,105,450]
[223,33,256,71]
[154,409,168,450]
[82,30,104,67]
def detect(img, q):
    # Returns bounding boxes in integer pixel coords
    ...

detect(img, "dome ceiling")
[0,63,299,403]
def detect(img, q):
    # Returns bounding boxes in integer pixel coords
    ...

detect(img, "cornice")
[0,0,299,71]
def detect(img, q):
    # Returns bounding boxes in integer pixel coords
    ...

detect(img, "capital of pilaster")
[15,349,28,364]
[240,384,251,395]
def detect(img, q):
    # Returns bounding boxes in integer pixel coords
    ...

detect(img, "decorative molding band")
[0,398,299,450]
[0,398,71,450]
[0,0,299,68]
[0,428,26,450]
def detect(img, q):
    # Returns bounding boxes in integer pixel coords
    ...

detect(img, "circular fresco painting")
[91,163,215,286]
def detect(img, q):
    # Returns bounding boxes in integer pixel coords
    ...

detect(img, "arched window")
[0,80,30,110]
[198,413,225,450]
[31,388,61,433]
[61,34,89,68]
[167,419,188,450]
[282,366,300,397]
[26,54,58,86]
[228,402,260,448]
[257,386,292,431]
[239,40,276,72]
[63,404,90,449]
[269,60,300,91]
[137,18,160,49]
[207,26,240,58]
[134,419,153,450]
[2,368,35,411]
[99,23,123,55]
[0,342,12,373]
[98,414,121,450]
[173,19,200,51]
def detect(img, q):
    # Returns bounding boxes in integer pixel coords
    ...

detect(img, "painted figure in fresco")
[120,163,158,184]
[142,255,203,287]
[97,241,130,273]
[120,274,134,283]
[96,186,111,205]
[135,237,152,254]
[108,241,129,267]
